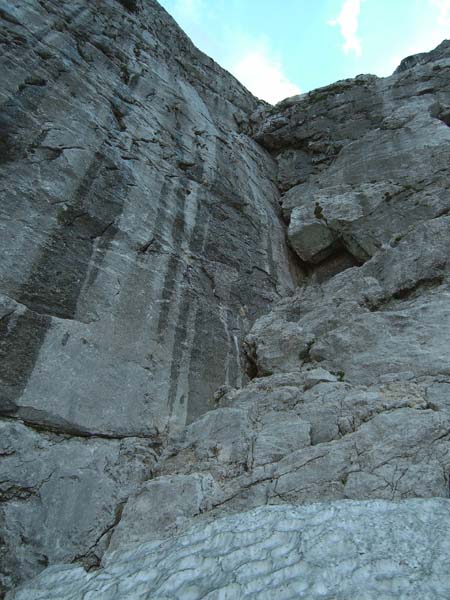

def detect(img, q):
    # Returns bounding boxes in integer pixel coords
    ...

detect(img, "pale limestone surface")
[8,500,450,600]
[2,0,450,596]
[106,372,449,552]
[0,0,295,591]
[99,39,450,589]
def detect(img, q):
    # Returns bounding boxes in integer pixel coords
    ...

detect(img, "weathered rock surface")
[106,372,449,552]
[2,0,450,597]
[245,41,450,388]
[0,0,295,435]
[85,37,450,595]
[0,420,159,588]
[0,0,296,592]
[114,43,450,550]
[8,500,450,600]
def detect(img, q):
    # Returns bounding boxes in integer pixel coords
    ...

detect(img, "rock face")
[0,0,295,435]
[102,38,450,557]
[0,0,295,593]
[2,0,450,597]
[9,500,450,599]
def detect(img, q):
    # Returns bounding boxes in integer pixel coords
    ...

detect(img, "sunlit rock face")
[2,0,450,597]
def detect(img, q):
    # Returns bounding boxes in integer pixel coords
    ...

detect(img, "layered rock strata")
[100,39,450,556]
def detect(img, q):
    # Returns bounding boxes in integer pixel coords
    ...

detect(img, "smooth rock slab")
[8,500,450,599]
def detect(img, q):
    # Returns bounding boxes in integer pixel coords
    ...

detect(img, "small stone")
[304,368,338,390]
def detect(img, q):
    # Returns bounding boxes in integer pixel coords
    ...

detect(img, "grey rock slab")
[107,473,222,553]
[0,0,296,441]
[8,500,450,600]
[252,411,311,467]
[288,211,339,263]
[426,382,450,412]
[303,367,338,390]
[273,407,450,503]
[310,287,450,384]
[0,1,297,588]
[0,420,158,593]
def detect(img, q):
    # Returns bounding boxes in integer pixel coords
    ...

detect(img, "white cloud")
[165,3,301,104]
[230,47,301,104]
[328,0,363,56]
[430,0,450,24]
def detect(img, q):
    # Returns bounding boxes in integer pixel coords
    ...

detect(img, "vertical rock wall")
[0,0,296,593]
[3,1,450,597]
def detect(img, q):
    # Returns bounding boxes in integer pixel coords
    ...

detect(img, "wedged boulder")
[247,216,450,381]
[251,43,450,290]
[288,210,339,263]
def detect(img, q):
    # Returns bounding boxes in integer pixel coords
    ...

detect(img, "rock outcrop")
[2,0,450,598]
[96,36,450,560]
[0,0,295,593]
[9,500,450,599]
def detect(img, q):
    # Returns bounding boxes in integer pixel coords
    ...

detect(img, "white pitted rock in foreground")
[8,500,450,600]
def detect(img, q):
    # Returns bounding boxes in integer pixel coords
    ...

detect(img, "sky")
[159,0,450,104]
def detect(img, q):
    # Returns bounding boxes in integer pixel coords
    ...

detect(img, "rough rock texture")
[9,500,450,600]
[244,39,450,405]
[1,420,159,587]
[2,0,450,597]
[0,0,296,593]
[99,39,450,559]
[106,372,450,553]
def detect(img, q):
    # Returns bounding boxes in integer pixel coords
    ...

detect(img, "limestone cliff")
[0,0,297,593]
[2,0,450,598]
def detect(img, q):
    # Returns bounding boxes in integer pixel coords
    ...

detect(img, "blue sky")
[159,0,450,103]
